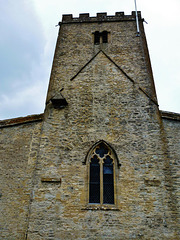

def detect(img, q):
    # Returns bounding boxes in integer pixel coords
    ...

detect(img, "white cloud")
[0,0,49,119]
[0,86,44,119]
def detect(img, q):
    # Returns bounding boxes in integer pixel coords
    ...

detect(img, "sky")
[0,0,180,120]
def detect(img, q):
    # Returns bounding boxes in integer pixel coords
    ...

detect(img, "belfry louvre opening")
[93,31,108,44]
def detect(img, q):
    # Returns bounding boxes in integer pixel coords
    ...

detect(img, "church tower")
[46,12,157,106]
[1,12,179,240]
[25,12,178,239]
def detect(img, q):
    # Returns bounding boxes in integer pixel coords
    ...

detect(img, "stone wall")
[162,112,180,234]
[26,50,179,239]
[46,12,157,104]
[0,116,42,239]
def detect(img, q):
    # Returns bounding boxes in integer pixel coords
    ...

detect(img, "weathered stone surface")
[0,12,179,240]
[0,118,42,239]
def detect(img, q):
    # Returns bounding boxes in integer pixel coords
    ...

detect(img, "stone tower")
[0,12,179,240]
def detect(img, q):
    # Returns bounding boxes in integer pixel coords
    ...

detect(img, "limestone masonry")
[0,12,179,239]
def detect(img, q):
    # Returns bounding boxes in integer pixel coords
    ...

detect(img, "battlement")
[61,11,142,24]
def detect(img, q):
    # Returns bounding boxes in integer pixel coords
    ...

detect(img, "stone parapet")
[61,11,142,24]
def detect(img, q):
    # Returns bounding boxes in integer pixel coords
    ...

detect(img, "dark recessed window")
[88,141,116,205]
[89,155,100,203]
[93,31,109,44]
[103,156,114,204]
[102,31,108,43]
[94,31,100,44]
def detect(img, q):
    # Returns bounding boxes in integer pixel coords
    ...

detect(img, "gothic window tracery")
[88,141,116,205]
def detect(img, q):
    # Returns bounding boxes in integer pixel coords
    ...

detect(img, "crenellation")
[132,10,141,17]
[79,13,90,20]
[115,11,125,17]
[61,11,142,24]
[96,12,107,19]
[62,14,73,22]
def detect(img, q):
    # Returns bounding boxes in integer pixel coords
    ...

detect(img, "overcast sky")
[0,0,180,120]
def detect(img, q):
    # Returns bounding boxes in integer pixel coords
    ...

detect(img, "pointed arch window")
[87,141,118,205]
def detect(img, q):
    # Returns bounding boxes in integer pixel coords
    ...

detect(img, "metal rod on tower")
[134,0,140,36]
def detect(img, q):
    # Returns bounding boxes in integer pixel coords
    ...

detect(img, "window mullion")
[113,160,116,205]
[100,158,103,205]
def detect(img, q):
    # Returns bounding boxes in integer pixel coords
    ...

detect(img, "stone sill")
[41,177,61,183]
[81,205,120,211]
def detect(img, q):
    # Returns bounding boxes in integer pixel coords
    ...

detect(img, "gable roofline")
[70,50,102,81]
[161,110,180,121]
[0,113,43,128]
[70,50,158,106]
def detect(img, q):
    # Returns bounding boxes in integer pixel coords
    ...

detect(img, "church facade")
[0,12,179,239]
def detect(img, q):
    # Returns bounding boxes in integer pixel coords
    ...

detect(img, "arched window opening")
[88,141,117,205]
[94,31,100,44]
[103,156,114,204]
[93,31,109,44]
[102,31,108,43]
[89,155,100,203]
